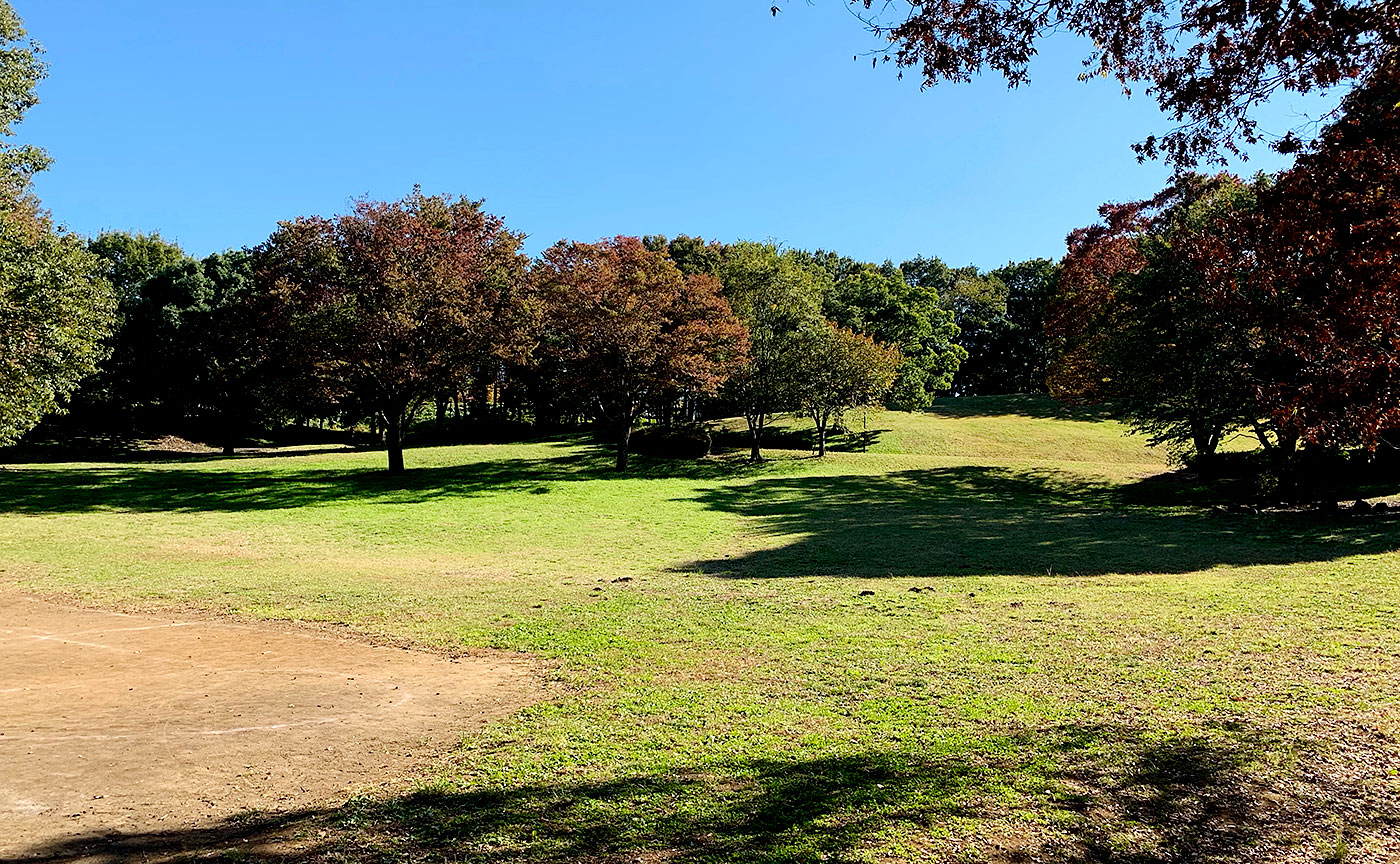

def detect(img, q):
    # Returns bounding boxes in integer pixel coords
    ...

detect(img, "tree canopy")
[841,0,1398,166]
[0,1,115,445]
[256,190,530,473]
[716,241,828,460]
[532,236,748,470]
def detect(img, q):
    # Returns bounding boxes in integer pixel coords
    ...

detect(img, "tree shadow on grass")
[8,721,1392,864]
[678,466,1400,578]
[0,447,770,515]
[926,394,1116,423]
[709,425,893,456]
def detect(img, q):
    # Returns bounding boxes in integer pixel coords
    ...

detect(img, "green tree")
[0,2,48,204]
[101,250,266,450]
[715,241,827,460]
[643,234,725,277]
[990,258,1060,394]
[0,2,115,445]
[823,261,963,408]
[906,256,1060,395]
[0,208,115,445]
[87,231,190,305]
[789,323,902,457]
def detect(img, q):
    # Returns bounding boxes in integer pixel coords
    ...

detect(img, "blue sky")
[16,1,1331,269]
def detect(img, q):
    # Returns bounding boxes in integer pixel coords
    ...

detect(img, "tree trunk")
[747,414,764,461]
[1190,419,1221,473]
[385,412,405,474]
[814,414,828,458]
[616,422,633,471]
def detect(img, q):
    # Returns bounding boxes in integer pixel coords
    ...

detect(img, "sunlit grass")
[3,395,1398,861]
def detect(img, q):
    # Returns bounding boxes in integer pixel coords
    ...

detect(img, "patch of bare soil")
[0,594,540,860]
[137,436,222,455]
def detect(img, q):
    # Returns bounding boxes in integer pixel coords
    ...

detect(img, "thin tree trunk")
[616,422,632,471]
[385,411,406,474]
[747,414,765,461]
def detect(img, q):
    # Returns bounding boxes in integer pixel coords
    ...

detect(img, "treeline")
[22,193,1058,472]
[1048,57,1400,495]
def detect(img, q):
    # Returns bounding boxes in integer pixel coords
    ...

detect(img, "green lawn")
[3,396,1398,862]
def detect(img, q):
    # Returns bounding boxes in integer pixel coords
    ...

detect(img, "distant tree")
[533,236,748,470]
[1049,173,1269,463]
[789,323,901,457]
[822,261,964,407]
[904,257,1007,396]
[0,205,115,445]
[80,247,264,442]
[715,241,828,460]
[643,234,725,277]
[837,0,1399,166]
[257,190,530,473]
[991,258,1060,394]
[133,251,264,451]
[87,231,190,305]
[908,257,1061,395]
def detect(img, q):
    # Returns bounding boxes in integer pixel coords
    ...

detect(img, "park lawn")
[2,396,1398,862]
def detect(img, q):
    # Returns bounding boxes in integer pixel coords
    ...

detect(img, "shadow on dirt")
[9,721,1392,864]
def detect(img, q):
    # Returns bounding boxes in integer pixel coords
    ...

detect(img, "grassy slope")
[2,396,1398,862]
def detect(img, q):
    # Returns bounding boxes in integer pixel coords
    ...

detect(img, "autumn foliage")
[846,0,1400,166]
[256,190,529,473]
[1050,55,1400,486]
[1189,56,1400,452]
[531,236,749,470]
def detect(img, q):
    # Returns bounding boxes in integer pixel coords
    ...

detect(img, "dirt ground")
[0,593,540,860]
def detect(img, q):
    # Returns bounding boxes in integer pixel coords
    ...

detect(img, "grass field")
[3,395,1398,862]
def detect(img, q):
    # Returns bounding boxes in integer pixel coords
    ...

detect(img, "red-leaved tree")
[531,236,749,470]
[1189,56,1400,452]
[256,189,529,473]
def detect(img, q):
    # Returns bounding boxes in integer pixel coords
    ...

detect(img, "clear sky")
[16,1,1331,270]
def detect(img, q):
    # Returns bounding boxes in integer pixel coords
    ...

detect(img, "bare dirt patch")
[0,593,540,859]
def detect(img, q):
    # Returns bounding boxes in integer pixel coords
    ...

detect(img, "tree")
[991,258,1060,394]
[1189,57,1400,454]
[124,251,264,451]
[79,244,265,445]
[715,241,827,460]
[789,323,902,457]
[0,1,115,446]
[87,231,190,305]
[837,0,1399,166]
[903,257,1008,396]
[822,260,964,408]
[0,206,115,445]
[533,236,748,471]
[0,2,48,204]
[71,232,196,434]
[257,190,530,473]
[643,234,725,277]
[1048,173,1270,463]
